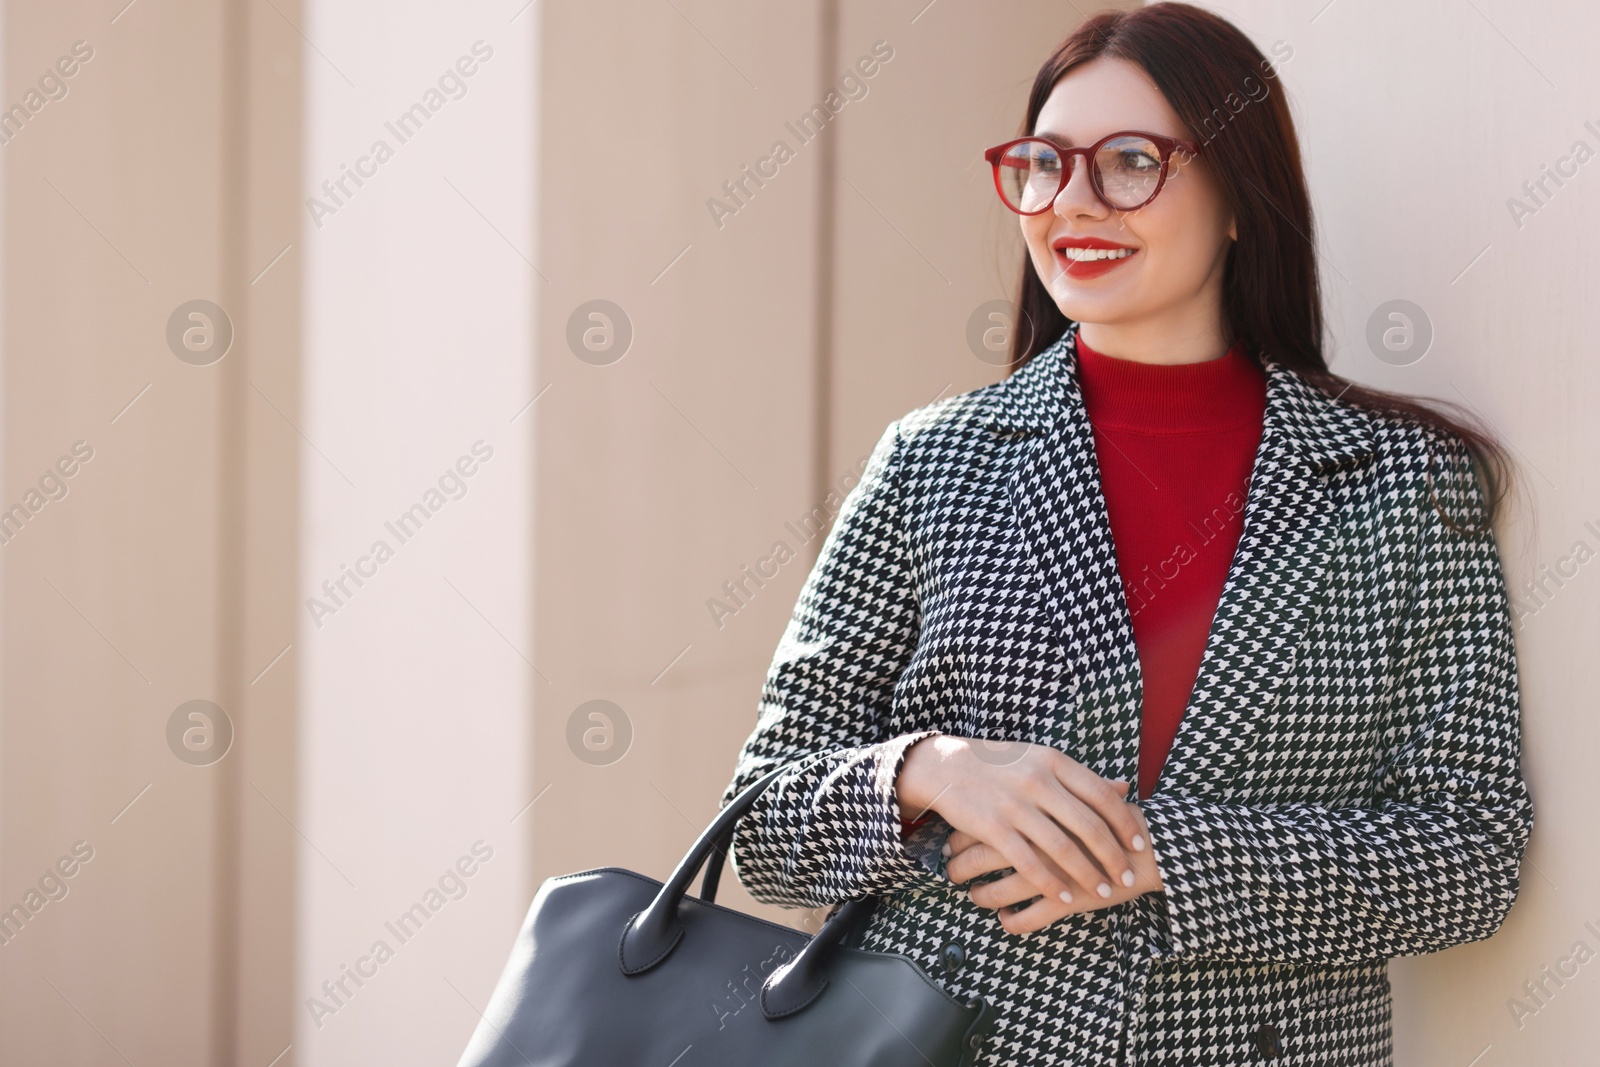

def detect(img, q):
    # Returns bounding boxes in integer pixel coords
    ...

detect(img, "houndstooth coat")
[717,319,1534,1066]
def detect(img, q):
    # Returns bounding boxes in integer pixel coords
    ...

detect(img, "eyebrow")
[1031,130,1077,147]
[1031,129,1175,148]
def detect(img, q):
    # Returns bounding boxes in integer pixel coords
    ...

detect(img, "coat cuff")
[871,729,950,887]
[1136,792,1231,958]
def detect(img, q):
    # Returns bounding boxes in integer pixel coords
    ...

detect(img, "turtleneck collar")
[1074,329,1266,435]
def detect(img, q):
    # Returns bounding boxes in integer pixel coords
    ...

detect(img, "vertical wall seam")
[810,0,839,522]
[213,0,251,1061]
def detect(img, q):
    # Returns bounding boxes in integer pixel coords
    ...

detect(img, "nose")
[1053,152,1108,219]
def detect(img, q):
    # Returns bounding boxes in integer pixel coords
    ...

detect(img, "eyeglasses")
[983,130,1202,215]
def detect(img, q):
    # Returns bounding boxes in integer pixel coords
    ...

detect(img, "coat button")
[939,941,966,974]
[1253,1022,1283,1058]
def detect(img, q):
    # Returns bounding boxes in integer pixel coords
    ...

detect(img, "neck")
[1075,315,1233,367]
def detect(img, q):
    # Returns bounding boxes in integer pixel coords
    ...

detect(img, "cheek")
[1119,208,1207,279]
[1148,227,1219,284]
[1020,217,1051,261]
[1137,182,1229,268]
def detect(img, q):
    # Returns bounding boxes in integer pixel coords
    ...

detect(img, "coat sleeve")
[716,419,953,910]
[1134,429,1535,965]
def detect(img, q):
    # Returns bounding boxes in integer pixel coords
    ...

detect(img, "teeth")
[1059,246,1135,261]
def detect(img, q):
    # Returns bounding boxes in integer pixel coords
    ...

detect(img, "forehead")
[1031,55,1187,144]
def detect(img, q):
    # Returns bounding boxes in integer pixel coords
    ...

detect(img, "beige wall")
[1,1,299,1064]
[6,0,1587,1064]
[293,4,536,1067]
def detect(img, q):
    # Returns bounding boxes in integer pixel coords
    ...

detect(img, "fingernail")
[1131,834,1145,852]
[941,842,951,857]
[1097,882,1111,898]
[1058,889,1072,903]
[1121,869,1136,887]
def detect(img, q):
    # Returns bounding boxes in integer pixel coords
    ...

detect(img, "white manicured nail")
[1131,834,1145,851]
[1121,869,1136,887]
[1096,882,1111,898]
[1059,889,1072,903]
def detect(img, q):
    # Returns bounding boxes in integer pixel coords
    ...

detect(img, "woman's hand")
[895,734,1149,918]
[943,801,1164,936]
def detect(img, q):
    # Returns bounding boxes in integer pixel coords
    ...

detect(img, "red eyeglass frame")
[982,130,1204,215]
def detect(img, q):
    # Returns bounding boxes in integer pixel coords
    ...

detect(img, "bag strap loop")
[620,765,784,972]
[619,763,880,1020]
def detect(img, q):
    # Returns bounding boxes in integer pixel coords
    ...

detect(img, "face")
[1019,56,1235,334]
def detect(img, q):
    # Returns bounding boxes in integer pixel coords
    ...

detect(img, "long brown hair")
[1005,2,1513,532]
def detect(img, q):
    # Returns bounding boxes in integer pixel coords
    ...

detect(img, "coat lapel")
[995,323,1143,785]
[984,320,1377,798]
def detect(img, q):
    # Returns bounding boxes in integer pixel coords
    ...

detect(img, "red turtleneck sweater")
[900,331,1266,836]
[1074,331,1267,799]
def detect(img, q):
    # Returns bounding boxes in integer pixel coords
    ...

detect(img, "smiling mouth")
[1057,246,1137,262]
[1054,245,1139,277]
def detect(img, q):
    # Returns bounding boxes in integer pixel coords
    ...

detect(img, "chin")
[1050,290,1132,325]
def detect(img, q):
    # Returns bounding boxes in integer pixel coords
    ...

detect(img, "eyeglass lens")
[997,136,1169,213]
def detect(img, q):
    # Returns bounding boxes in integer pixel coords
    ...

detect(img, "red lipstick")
[1051,235,1139,279]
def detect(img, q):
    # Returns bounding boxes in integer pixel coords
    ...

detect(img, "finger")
[968,867,1083,913]
[1108,778,1148,849]
[1040,774,1142,889]
[1057,764,1148,854]
[1129,798,1153,843]
[973,824,1076,906]
[1011,805,1119,900]
[966,869,1041,910]
[979,819,1094,908]
[944,840,1011,884]
[943,828,978,857]
[1063,772,1144,858]
[994,889,1075,937]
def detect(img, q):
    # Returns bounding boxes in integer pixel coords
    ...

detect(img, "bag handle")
[697,816,733,903]
[618,763,881,1018]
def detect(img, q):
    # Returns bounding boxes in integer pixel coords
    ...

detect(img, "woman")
[718,4,1533,1064]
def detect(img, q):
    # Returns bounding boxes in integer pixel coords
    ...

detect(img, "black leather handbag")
[455,764,996,1066]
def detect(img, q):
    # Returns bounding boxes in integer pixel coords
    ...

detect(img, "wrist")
[894,732,948,823]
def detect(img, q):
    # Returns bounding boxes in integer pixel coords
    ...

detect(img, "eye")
[1030,148,1061,172]
[1111,148,1160,172]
